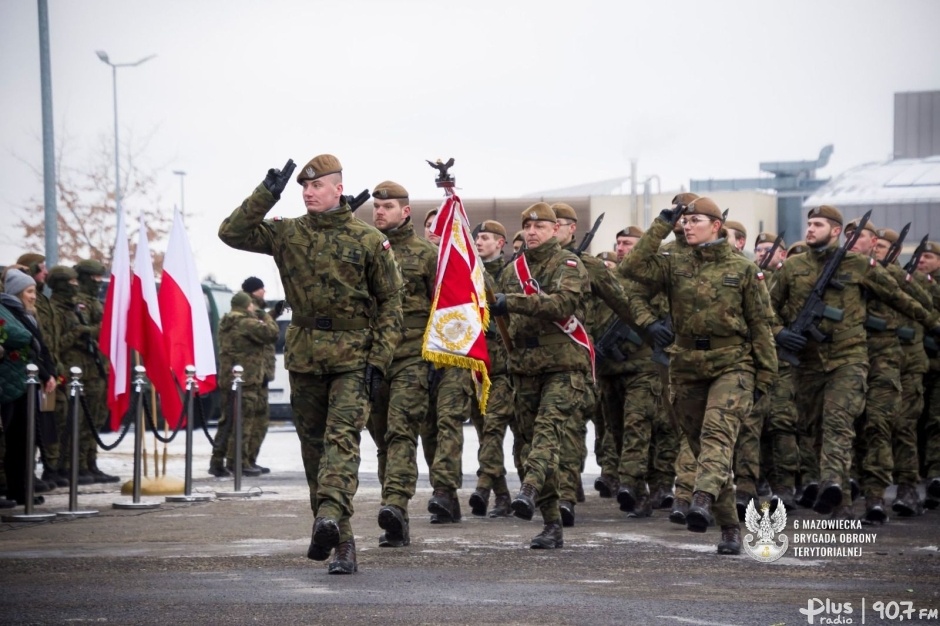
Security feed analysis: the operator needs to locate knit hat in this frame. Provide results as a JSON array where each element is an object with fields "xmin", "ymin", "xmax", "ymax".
[
  {"xmin": 3, "ymin": 268, "xmax": 36, "ymax": 295},
  {"xmin": 241, "ymin": 276, "xmax": 264, "ymax": 293}
]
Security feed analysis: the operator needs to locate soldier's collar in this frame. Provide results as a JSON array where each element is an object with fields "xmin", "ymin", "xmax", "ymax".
[
  {"xmin": 693, "ymin": 237, "xmax": 732, "ymax": 261},
  {"xmin": 303, "ymin": 205, "xmax": 352, "ymax": 227},
  {"xmin": 523, "ymin": 237, "xmax": 560, "ymax": 262},
  {"xmin": 382, "ymin": 217, "xmax": 415, "ymax": 243}
]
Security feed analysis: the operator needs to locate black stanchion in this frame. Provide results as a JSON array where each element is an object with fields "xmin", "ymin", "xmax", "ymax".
[
  {"xmin": 215, "ymin": 365, "xmax": 256, "ymax": 499},
  {"xmin": 3, "ymin": 364, "xmax": 55, "ymax": 522},
  {"xmin": 57, "ymin": 367, "xmax": 98, "ymax": 518},
  {"xmin": 113, "ymin": 366, "xmax": 161, "ymax": 510},
  {"xmin": 166, "ymin": 365, "xmax": 212, "ymax": 503}
]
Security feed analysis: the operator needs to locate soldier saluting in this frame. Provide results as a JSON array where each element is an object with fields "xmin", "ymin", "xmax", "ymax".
[
  {"xmin": 219, "ymin": 155, "xmax": 403, "ymax": 575},
  {"xmin": 620, "ymin": 196, "xmax": 777, "ymax": 555}
]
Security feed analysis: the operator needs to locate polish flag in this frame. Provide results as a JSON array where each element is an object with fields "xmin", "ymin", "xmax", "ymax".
[
  {"xmin": 158, "ymin": 208, "xmax": 217, "ymax": 397},
  {"xmin": 127, "ymin": 216, "xmax": 184, "ymax": 428},
  {"xmin": 100, "ymin": 210, "xmax": 132, "ymax": 430}
]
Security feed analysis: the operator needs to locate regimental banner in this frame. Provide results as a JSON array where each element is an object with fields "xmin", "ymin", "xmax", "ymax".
[{"xmin": 422, "ymin": 194, "xmax": 491, "ymax": 411}]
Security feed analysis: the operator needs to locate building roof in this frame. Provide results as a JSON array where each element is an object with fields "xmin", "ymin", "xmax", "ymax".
[
  {"xmin": 524, "ymin": 176, "xmax": 632, "ymax": 198},
  {"xmin": 804, "ymin": 156, "xmax": 940, "ymax": 207}
]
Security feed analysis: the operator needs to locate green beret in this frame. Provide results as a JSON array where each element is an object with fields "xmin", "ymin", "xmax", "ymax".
[
  {"xmin": 16, "ymin": 252, "xmax": 45, "ymax": 268},
  {"xmin": 296, "ymin": 154, "xmax": 342, "ymax": 184},
  {"xmin": 807, "ymin": 205, "xmax": 843, "ymax": 225},
  {"xmin": 725, "ymin": 220, "xmax": 747, "ymax": 238},
  {"xmin": 75, "ymin": 259, "xmax": 107, "ymax": 276},
  {"xmin": 617, "ymin": 226, "xmax": 644, "ymax": 239},
  {"xmin": 231, "ymin": 291, "xmax": 252, "ymax": 310},
  {"xmin": 844, "ymin": 218, "xmax": 878, "ymax": 236},
  {"xmin": 47, "ymin": 265, "xmax": 77, "ymax": 284},
  {"xmin": 521, "ymin": 202, "xmax": 556, "ymax": 225},
  {"xmin": 925, "ymin": 242, "xmax": 940, "ymax": 255},
  {"xmin": 686, "ymin": 197, "xmax": 723, "ymax": 220},
  {"xmin": 478, "ymin": 220, "xmax": 506, "ymax": 239},
  {"xmin": 875, "ymin": 228, "xmax": 898, "ymax": 244},
  {"xmin": 551, "ymin": 203, "xmax": 578, "ymax": 223},
  {"xmin": 788, "ymin": 240, "xmax": 808, "ymax": 256},
  {"xmin": 372, "ymin": 180, "xmax": 409, "ymax": 200},
  {"xmin": 754, "ymin": 232, "xmax": 785, "ymax": 249},
  {"xmin": 672, "ymin": 192, "xmax": 700, "ymax": 206}
]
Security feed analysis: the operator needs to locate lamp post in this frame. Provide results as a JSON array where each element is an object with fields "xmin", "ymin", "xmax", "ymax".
[
  {"xmin": 172, "ymin": 170, "xmax": 186, "ymax": 222},
  {"xmin": 95, "ymin": 50, "xmax": 156, "ymax": 213}
]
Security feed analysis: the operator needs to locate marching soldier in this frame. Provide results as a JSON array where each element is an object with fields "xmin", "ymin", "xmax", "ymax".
[
  {"xmin": 219, "ymin": 154, "xmax": 403, "ymax": 575},
  {"xmin": 916, "ymin": 242, "xmax": 940, "ymax": 509}
]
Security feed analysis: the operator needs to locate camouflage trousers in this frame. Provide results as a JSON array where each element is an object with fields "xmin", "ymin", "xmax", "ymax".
[
  {"xmin": 421, "ymin": 370, "xmax": 440, "ymax": 473},
  {"xmin": 247, "ymin": 386, "xmax": 270, "ymax": 466},
  {"xmin": 474, "ymin": 373, "xmax": 514, "ymax": 496},
  {"xmin": 598, "ymin": 371, "xmax": 662, "ymax": 493},
  {"xmin": 429, "ymin": 367, "xmax": 475, "ymax": 492},
  {"xmin": 365, "ymin": 357, "xmax": 430, "ymax": 517},
  {"xmin": 673, "ymin": 438, "xmax": 697, "ymax": 503},
  {"xmin": 658, "ymin": 363, "xmax": 695, "ymax": 503},
  {"xmin": 558, "ymin": 378, "xmax": 596, "ymax": 503},
  {"xmin": 213, "ymin": 386, "xmax": 267, "ymax": 465},
  {"xmin": 671, "ymin": 370, "xmax": 754, "ymax": 527},
  {"xmin": 290, "ymin": 370, "xmax": 369, "ymax": 544},
  {"xmin": 894, "ymin": 344, "xmax": 926, "ymax": 485},
  {"xmin": 921, "ymin": 370, "xmax": 940, "ymax": 478},
  {"xmin": 514, "ymin": 371, "xmax": 590, "ymax": 523},
  {"xmin": 80, "ymin": 373, "xmax": 108, "ymax": 470},
  {"xmin": 853, "ymin": 340, "xmax": 902, "ymax": 499},
  {"xmin": 795, "ymin": 362, "xmax": 868, "ymax": 490}
]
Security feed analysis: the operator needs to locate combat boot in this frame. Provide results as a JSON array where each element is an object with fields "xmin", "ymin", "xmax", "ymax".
[
  {"xmin": 594, "ymin": 474, "xmax": 618, "ymax": 498},
  {"xmin": 226, "ymin": 462, "xmax": 262, "ymax": 477},
  {"xmin": 76, "ymin": 469, "xmax": 96, "ymax": 486},
  {"xmin": 863, "ymin": 497, "xmax": 888, "ymax": 524},
  {"xmin": 629, "ymin": 489, "xmax": 652, "ymax": 519},
  {"xmin": 253, "ymin": 463, "xmax": 271, "ymax": 474},
  {"xmin": 559, "ymin": 500, "xmax": 575, "ymax": 527},
  {"xmin": 328, "ymin": 538, "xmax": 357, "ymax": 574},
  {"xmin": 891, "ymin": 483, "xmax": 922, "ymax": 517},
  {"xmin": 307, "ymin": 520, "xmax": 332, "ymax": 561},
  {"xmin": 576, "ymin": 481, "xmax": 585, "ymax": 503},
  {"xmin": 813, "ymin": 481, "xmax": 843, "ymax": 515},
  {"xmin": 717, "ymin": 524, "xmax": 742, "ymax": 555},
  {"xmin": 927, "ymin": 477, "xmax": 940, "ymax": 500},
  {"xmin": 831, "ymin": 504, "xmax": 855, "ymax": 520},
  {"xmin": 377, "ymin": 505, "xmax": 410, "ymax": 547},
  {"xmin": 650, "ymin": 485, "xmax": 674, "ymax": 510},
  {"xmin": 208, "ymin": 459, "xmax": 232, "ymax": 478},
  {"xmin": 428, "ymin": 488, "xmax": 456, "ymax": 523},
  {"xmin": 669, "ymin": 497, "xmax": 690, "ymax": 525},
  {"xmin": 735, "ymin": 491, "xmax": 758, "ymax": 522},
  {"xmin": 757, "ymin": 478, "xmax": 772, "ymax": 497},
  {"xmin": 685, "ymin": 491, "xmax": 715, "ymax": 533},
  {"xmin": 42, "ymin": 468, "xmax": 69, "ymax": 488},
  {"xmin": 88, "ymin": 461, "xmax": 120, "ymax": 484},
  {"xmin": 616, "ymin": 485, "xmax": 637, "ymax": 513},
  {"xmin": 451, "ymin": 496, "xmax": 462, "ymax": 522},
  {"xmin": 469, "ymin": 488, "xmax": 490, "ymax": 517},
  {"xmin": 769, "ymin": 486, "xmax": 796, "ymax": 514},
  {"xmin": 511, "ymin": 483, "xmax": 539, "ymax": 521},
  {"xmin": 529, "ymin": 521, "xmax": 563, "ymax": 549},
  {"xmin": 311, "ymin": 516, "xmax": 341, "ymax": 553},
  {"xmin": 796, "ymin": 481, "xmax": 818, "ymax": 508},
  {"xmin": 849, "ymin": 478, "xmax": 860, "ymax": 502},
  {"xmin": 488, "ymin": 493, "xmax": 511, "ymax": 518}
]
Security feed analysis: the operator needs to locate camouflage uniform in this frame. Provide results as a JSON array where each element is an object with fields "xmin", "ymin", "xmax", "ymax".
[
  {"xmin": 219, "ymin": 182, "xmax": 403, "ymax": 545},
  {"xmin": 365, "ymin": 216, "xmax": 436, "ymax": 520},
  {"xmin": 74, "ymin": 260, "xmax": 111, "ymax": 477},
  {"xmin": 920, "ymin": 269, "xmax": 940, "ymax": 505},
  {"xmin": 247, "ymin": 292, "xmax": 278, "ymax": 467},
  {"xmin": 621, "ymin": 217, "xmax": 777, "ymax": 531}
]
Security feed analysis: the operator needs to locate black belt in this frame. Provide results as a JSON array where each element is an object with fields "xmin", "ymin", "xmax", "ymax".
[
  {"xmin": 292, "ymin": 315, "xmax": 370, "ymax": 331},
  {"xmin": 674, "ymin": 335, "xmax": 746, "ymax": 350},
  {"xmin": 402, "ymin": 315, "xmax": 429, "ymax": 329},
  {"xmin": 513, "ymin": 334, "xmax": 571, "ymax": 349}
]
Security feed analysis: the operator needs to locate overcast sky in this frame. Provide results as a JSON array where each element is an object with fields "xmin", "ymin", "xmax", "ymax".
[{"xmin": 2, "ymin": 0, "xmax": 939, "ymax": 297}]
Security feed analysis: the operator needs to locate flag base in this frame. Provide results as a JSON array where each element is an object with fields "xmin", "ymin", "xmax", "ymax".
[
  {"xmin": 2, "ymin": 512, "xmax": 57, "ymax": 523},
  {"xmin": 56, "ymin": 509, "xmax": 99, "ymax": 519},
  {"xmin": 121, "ymin": 475, "xmax": 185, "ymax": 496},
  {"xmin": 165, "ymin": 493, "xmax": 213, "ymax": 503}
]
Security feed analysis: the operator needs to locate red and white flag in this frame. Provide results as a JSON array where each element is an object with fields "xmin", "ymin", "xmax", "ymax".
[
  {"xmin": 158, "ymin": 208, "xmax": 217, "ymax": 397},
  {"xmin": 100, "ymin": 210, "xmax": 131, "ymax": 430},
  {"xmin": 128, "ymin": 216, "xmax": 184, "ymax": 428},
  {"xmin": 422, "ymin": 193, "xmax": 491, "ymax": 411}
]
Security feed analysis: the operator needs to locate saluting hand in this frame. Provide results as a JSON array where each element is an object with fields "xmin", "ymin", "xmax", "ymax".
[{"xmin": 262, "ymin": 159, "xmax": 297, "ymax": 199}]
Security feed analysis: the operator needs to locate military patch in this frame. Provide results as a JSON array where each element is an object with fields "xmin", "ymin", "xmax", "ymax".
[
  {"xmin": 382, "ymin": 240, "xmax": 391, "ymax": 250},
  {"xmin": 304, "ymin": 166, "xmax": 316, "ymax": 179},
  {"xmin": 565, "ymin": 259, "xmax": 578, "ymax": 267},
  {"xmin": 271, "ymin": 216, "xmax": 283, "ymax": 222},
  {"xmin": 674, "ymin": 269, "xmax": 692, "ymax": 278},
  {"xmin": 869, "ymin": 257, "xmax": 876, "ymax": 267},
  {"xmin": 838, "ymin": 272, "xmax": 852, "ymax": 282},
  {"xmin": 722, "ymin": 274, "xmax": 741, "ymax": 287},
  {"xmin": 340, "ymin": 247, "xmax": 363, "ymax": 264},
  {"xmin": 756, "ymin": 271, "xmax": 765, "ymax": 281}
]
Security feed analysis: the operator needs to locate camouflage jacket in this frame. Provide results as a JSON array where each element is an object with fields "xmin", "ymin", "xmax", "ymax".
[
  {"xmin": 383, "ymin": 218, "xmax": 436, "ymax": 360},
  {"xmin": 885, "ymin": 262, "xmax": 931, "ymax": 375},
  {"xmin": 249, "ymin": 294, "xmax": 277, "ymax": 381},
  {"xmin": 772, "ymin": 243, "xmax": 938, "ymax": 373},
  {"xmin": 219, "ymin": 185, "xmax": 403, "ymax": 375},
  {"xmin": 482, "ymin": 257, "xmax": 509, "ymax": 376},
  {"xmin": 498, "ymin": 237, "xmax": 592, "ymax": 376},
  {"xmin": 218, "ymin": 309, "xmax": 280, "ymax": 388},
  {"xmin": 74, "ymin": 291, "xmax": 109, "ymax": 374},
  {"xmin": 49, "ymin": 293, "xmax": 96, "ymax": 378},
  {"xmin": 621, "ymin": 218, "xmax": 777, "ymax": 392},
  {"xmin": 592, "ymin": 271, "xmax": 660, "ymax": 376}
]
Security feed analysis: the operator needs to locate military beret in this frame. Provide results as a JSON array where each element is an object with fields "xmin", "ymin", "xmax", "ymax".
[
  {"xmin": 372, "ymin": 180, "xmax": 409, "ymax": 200},
  {"xmin": 16, "ymin": 252, "xmax": 45, "ymax": 268},
  {"xmin": 754, "ymin": 232, "xmax": 785, "ymax": 248},
  {"xmin": 925, "ymin": 242, "xmax": 940, "ymax": 255},
  {"xmin": 46, "ymin": 265, "xmax": 77, "ymax": 284},
  {"xmin": 551, "ymin": 203, "xmax": 578, "ymax": 223},
  {"xmin": 807, "ymin": 205, "xmax": 843, "ymax": 225},
  {"xmin": 617, "ymin": 226, "xmax": 644, "ymax": 239},
  {"xmin": 672, "ymin": 192, "xmax": 700, "ymax": 207},
  {"xmin": 521, "ymin": 202, "xmax": 556, "ymax": 225},
  {"xmin": 512, "ymin": 230, "xmax": 525, "ymax": 242},
  {"xmin": 724, "ymin": 220, "xmax": 747, "ymax": 238},
  {"xmin": 788, "ymin": 240, "xmax": 808, "ymax": 256},
  {"xmin": 875, "ymin": 228, "xmax": 898, "ymax": 244},
  {"xmin": 478, "ymin": 220, "xmax": 506, "ymax": 239},
  {"xmin": 241, "ymin": 276, "xmax": 264, "ymax": 293},
  {"xmin": 75, "ymin": 259, "xmax": 106, "ymax": 276},
  {"xmin": 843, "ymin": 218, "xmax": 878, "ymax": 236},
  {"xmin": 596, "ymin": 251, "xmax": 618, "ymax": 262},
  {"xmin": 296, "ymin": 154, "xmax": 342, "ymax": 183},
  {"xmin": 231, "ymin": 291, "xmax": 252, "ymax": 310},
  {"xmin": 685, "ymin": 197, "xmax": 722, "ymax": 220}
]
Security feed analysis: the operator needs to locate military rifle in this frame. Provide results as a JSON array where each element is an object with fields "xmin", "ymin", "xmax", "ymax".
[
  {"xmin": 74, "ymin": 305, "xmax": 107, "ymax": 378},
  {"xmin": 882, "ymin": 222, "xmax": 910, "ymax": 267},
  {"xmin": 594, "ymin": 317, "xmax": 645, "ymax": 362},
  {"xmin": 777, "ymin": 209, "xmax": 872, "ymax": 367},
  {"xmin": 345, "ymin": 189, "xmax": 371, "ymax": 213},
  {"xmin": 903, "ymin": 234, "xmax": 930, "ymax": 280},
  {"xmin": 758, "ymin": 231, "xmax": 786, "ymax": 271},
  {"xmin": 575, "ymin": 213, "xmax": 605, "ymax": 255}
]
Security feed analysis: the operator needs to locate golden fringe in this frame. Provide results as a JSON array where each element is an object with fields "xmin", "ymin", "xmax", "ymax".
[{"xmin": 421, "ymin": 348, "xmax": 492, "ymax": 414}]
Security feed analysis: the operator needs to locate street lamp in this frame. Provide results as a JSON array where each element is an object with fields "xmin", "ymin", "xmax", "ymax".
[
  {"xmin": 173, "ymin": 170, "xmax": 186, "ymax": 220},
  {"xmin": 95, "ymin": 50, "xmax": 156, "ymax": 213}
]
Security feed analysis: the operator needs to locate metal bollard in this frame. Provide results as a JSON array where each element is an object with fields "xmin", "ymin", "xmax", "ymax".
[
  {"xmin": 57, "ymin": 367, "xmax": 98, "ymax": 518},
  {"xmin": 113, "ymin": 366, "xmax": 160, "ymax": 510},
  {"xmin": 216, "ymin": 365, "xmax": 255, "ymax": 498},
  {"xmin": 166, "ymin": 365, "xmax": 211, "ymax": 503},
  {"xmin": 3, "ymin": 365, "xmax": 55, "ymax": 522}
]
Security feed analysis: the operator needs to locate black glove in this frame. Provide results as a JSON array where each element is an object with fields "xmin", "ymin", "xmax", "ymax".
[
  {"xmin": 427, "ymin": 365, "xmax": 443, "ymax": 397},
  {"xmin": 364, "ymin": 364, "xmax": 384, "ymax": 402},
  {"xmin": 775, "ymin": 328, "xmax": 807, "ymax": 352},
  {"xmin": 931, "ymin": 325, "xmax": 940, "ymax": 338},
  {"xmin": 753, "ymin": 389, "xmax": 764, "ymax": 406},
  {"xmin": 272, "ymin": 300, "xmax": 286, "ymax": 319},
  {"xmin": 262, "ymin": 158, "xmax": 296, "ymax": 199},
  {"xmin": 658, "ymin": 204, "xmax": 687, "ymax": 226},
  {"xmin": 491, "ymin": 293, "xmax": 509, "ymax": 317},
  {"xmin": 647, "ymin": 319, "xmax": 674, "ymax": 347}
]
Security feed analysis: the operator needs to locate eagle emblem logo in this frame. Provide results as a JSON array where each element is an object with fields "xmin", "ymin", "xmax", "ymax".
[{"xmin": 743, "ymin": 499, "xmax": 788, "ymax": 563}]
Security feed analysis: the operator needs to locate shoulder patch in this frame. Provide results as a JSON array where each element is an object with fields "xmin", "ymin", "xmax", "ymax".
[
  {"xmin": 382, "ymin": 240, "xmax": 391, "ymax": 250},
  {"xmin": 722, "ymin": 274, "xmax": 742, "ymax": 287},
  {"xmin": 756, "ymin": 271, "xmax": 765, "ymax": 281},
  {"xmin": 565, "ymin": 259, "xmax": 578, "ymax": 267},
  {"xmin": 869, "ymin": 257, "xmax": 876, "ymax": 267},
  {"xmin": 271, "ymin": 216, "xmax": 283, "ymax": 222}
]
